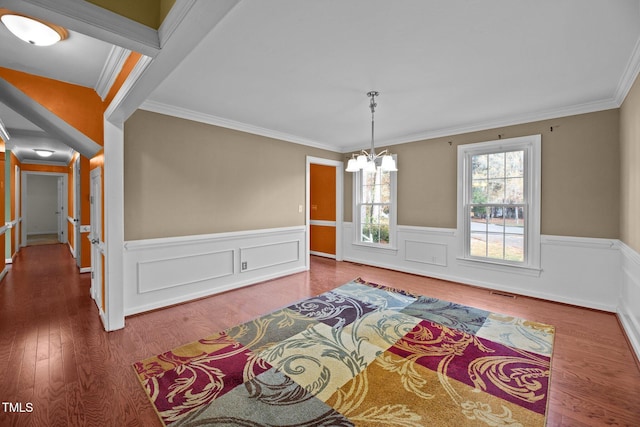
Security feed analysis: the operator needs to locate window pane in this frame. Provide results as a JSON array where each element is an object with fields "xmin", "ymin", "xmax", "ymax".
[
  {"xmin": 506, "ymin": 177, "xmax": 524, "ymax": 203},
  {"xmin": 471, "ymin": 180, "xmax": 487, "ymax": 204},
  {"xmin": 470, "ymin": 206, "xmax": 489, "ymax": 230},
  {"xmin": 470, "ymin": 205, "xmax": 525, "ymax": 262},
  {"xmin": 506, "ymin": 151, "xmax": 524, "ymax": 177},
  {"xmin": 362, "ymin": 169, "xmax": 391, "ymax": 204},
  {"xmin": 485, "ymin": 232, "xmax": 505, "ymax": 260},
  {"xmin": 488, "ymin": 152, "xmax": 505, "ymax": 179},
  {"xmin": 470, "ymin": 232, "xmax": 487, "ymax": 257},
  {"xmin": 472, "ymin": 154, "xmax": 488, "ymax": 179},
  {"xmin": 362, "ymin": 184, "xmax": 378, "ymax": 203},
  {"xmin": 360, "ymin": 204, "xmax": 390, "ymax": 245},
  {"xmin": 504, "ymin": 233, "xmax": 524, "ymax": 262},
  {"xmin": 487, "ymin": 179, "xmax": 504, "ymax": 203},
  {"xmin": 363, "ymin": 170, "xmax": 377, "ymax": 186}
]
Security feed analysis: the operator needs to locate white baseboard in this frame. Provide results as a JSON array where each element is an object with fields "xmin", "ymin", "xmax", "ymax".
[
  {"xmin": 310, "ymin": 250, "xmax": 336, "ymax": 259},
  {"xmin": 68, "ymin": 242, "xmax": 76, "ymax": 258},
  {"xmin": 123, "ymin": 226, "xmax": 307, "ymax": 316},
  {"xmin": 27, "ymin": 231, "xmax": 58, "ymax": 236}
]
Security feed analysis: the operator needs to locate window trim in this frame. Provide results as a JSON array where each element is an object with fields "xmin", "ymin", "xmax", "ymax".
[
  {"xmin": 457, "ymin": 135, "xmax": 541, "ymax": 273},
  {"xmin": 352, "ymin": 156, "xmax": 398, "ymax": 250}
]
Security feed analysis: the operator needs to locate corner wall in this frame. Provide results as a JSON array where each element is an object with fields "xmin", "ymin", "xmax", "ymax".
[{"xmin": 619, "ymin": 72, "xmax": 640, "ymax": 359}]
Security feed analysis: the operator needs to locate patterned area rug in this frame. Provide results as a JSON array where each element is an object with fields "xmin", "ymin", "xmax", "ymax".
[{"xmin": 134, "ymin": 278, "xmax": 555, "ymax": 426}]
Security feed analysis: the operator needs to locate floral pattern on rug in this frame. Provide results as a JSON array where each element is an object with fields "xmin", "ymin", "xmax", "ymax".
[{"xmin": 134, "ymin": 278, "xmax": 555, "ymax": 426}]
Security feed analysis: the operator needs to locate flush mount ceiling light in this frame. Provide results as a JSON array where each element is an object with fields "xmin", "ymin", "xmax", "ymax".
[
  {"xmin": 346, "ymin": 91, "xmax": 397, "ymax": 173},
  {"xmin": 34, "ymin": 149, "xmax": 54, "ymax": 158},
  {"xmin": 0, "ymin": 12, "xmax": 67, "ymax": 46}
]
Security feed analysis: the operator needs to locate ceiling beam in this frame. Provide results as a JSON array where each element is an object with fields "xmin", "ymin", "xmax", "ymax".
[
  {"xmin": 105, "ymin": 0, "xmax": 240, "ymax": 124},
  {"xmin": 0, "ymin": 77, "xmax": 103, "ymax": 158},
  {"xmin": 0, "ymin": 0, "xmax": 160, "ymax": 57}
]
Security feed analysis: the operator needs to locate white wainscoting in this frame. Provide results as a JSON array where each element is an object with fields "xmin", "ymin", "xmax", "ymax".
[
  {"xmin": 343, "ymin": 223, "xmax": 621, "ymax": 312},
  {"xmin": 123, "ymin": 226, "xmax": 307, "ymax": 316},
  {"xmin": 618, "ymin": 242, "xmax": 640, "ymax": 360}
]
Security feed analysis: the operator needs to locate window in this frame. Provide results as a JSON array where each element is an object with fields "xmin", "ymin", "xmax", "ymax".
[
  {"xmin": 457, "ymin": 135, "xmax": 541, "ymax": 272},
  {"xmin": 354, "ymin": 161, "xmax": 397, "ymax": 248}
]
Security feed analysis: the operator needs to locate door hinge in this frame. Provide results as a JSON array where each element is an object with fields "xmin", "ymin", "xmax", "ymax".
[{"xmin": 91, "ymin": 272, "xmax": 94, "ymax": 279}]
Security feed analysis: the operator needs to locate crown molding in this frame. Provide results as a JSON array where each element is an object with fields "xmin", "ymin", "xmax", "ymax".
[
  {"xmin": 615, "ymin": 35, "xmax": 640, "ymax": 106},
  {"xmin": 20, "ymin": 158, "xmax": 69, "ymax": 167},
  {"xmin": 338, "ymin": 97, "xmax": 620, "ymax": 153},
  {"xmin": 139, "ymin": 100, "xmax": 338, "ymax": 153},
  {"xmin": 95, "ymin": 45, "xmax": 131, "ymax": 100},
  {"xmin": 104, "ymin": 54, "xmax": 153, "ymax": 121}
]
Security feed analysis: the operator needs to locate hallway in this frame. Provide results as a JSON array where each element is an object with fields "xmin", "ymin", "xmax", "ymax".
[{"xmin": 0, "ymin": 244, "xmax": 107, "ymax": 426}]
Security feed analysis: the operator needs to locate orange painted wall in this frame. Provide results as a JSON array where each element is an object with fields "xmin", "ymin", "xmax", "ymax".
[
  {"xmin": 104, "ymin": 52, "xmax": 142, "ymax": 107},
  {"xmin": 0, "ymin": 67, "xmax": 104, "ymax": 145},
  {"xmin": 310, "ymin": 164, "xmax": 336, "ymax": 255}
]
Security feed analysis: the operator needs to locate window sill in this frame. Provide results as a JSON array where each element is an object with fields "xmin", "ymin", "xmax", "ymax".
[
  {"xmin": 351, "ymin": 241, "xmax": 398, "ymax": 254},
  {"xmin": 456, "ymin": 257, "xmax": 542, "ymax": 277}
]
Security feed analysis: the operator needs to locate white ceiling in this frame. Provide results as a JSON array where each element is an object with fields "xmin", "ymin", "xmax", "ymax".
[
  {"xmin": 144, "ymin": 0, "xmax": 640, "ymax": 152},
  {"xmin": 1, "ymin": 0, "xmax": 640, "ymax": 162}
]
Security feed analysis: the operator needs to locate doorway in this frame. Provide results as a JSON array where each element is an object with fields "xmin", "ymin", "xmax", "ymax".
[
  {"xmin": 21, "ymin": 172, "xmax": 68, "ymax": 246},
  {"xmin": 73, "ymin": 156, "xmax": 81, "ymax": 267},
  {"xmin": 306, "ymin": 157, "xmax": 343, "ymax": 265}
]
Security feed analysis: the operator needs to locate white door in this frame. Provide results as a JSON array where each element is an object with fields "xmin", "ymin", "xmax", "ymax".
[
  {"xmin": 57, "ymin": 177, "xmax": 66, "ymax": 243},
  {"xmin": 89, "ymin": 168, "xmax": 103, "ymax": 311},
  {"xmin": 74, "ymin": 157, "xmax": 81, "ymax": 267}
]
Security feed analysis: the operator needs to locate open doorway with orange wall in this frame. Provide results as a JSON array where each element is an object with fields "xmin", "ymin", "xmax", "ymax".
[{"xmin": 306, "ymin": 157, "xmax": 343, "ymax": 263}]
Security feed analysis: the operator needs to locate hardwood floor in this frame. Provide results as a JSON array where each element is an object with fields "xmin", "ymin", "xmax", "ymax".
[{"xmin": 0, "ymin": 245, "xmax": 639, "ymax": 426}]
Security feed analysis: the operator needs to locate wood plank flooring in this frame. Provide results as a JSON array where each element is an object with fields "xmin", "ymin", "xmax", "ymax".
[{"xmin": 0, "ymin": 244, "xmax": 639, "ymax": 426}]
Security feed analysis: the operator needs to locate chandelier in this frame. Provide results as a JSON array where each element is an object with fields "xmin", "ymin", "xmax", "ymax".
[{"xmin": 346, "ymin": 91, "xmax": 397, "ymax": 172}]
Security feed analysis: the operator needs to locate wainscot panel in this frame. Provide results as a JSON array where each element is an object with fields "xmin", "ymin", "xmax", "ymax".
[
  {"xmin": 619, "ymin": 242, "xmax": 640, "ymax": 362},
  {"xmin": 343, "ymin": 223, "xmax": 621, "ymax": 312},
  {"xmin": 137, "ymin": 250, "xmax": 234, "ymax": 293},
  {"xmin": 123, "ymin": 226, "xmax": 307, "ymax": 316}
]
